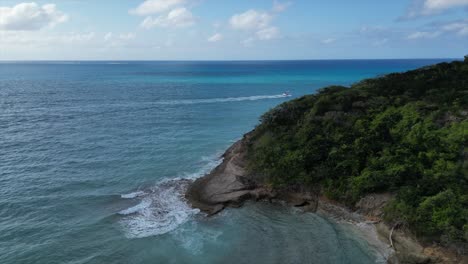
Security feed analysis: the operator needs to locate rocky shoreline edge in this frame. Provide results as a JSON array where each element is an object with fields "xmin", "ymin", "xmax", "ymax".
[{"xmin": 185, "ymin": 133, "xmax": 466, "ymax": 264}]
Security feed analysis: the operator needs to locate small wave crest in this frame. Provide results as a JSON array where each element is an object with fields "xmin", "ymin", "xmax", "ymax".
[
  {"xmin": 118, "ymin": 155, "xmax": 222, "ymax": 239},
  {"xmin": 121, "ymin": 191, "xmax": 146, "ymax": 199}
]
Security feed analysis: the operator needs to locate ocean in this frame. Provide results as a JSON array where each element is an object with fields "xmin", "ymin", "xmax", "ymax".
[{"xmin": 0, "ymin": 59, "xmax": 450, "ymax": 264}]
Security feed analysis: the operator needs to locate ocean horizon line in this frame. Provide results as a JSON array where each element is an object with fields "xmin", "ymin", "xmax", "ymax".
[{"xmin": 0, "ymin": 58, "xmax": 459, "ymax": 63}]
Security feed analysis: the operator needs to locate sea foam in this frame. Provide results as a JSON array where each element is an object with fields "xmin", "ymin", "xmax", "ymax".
[{"xmin": 119, "ymin": 155, "xmax": 222, "ymax": 239}]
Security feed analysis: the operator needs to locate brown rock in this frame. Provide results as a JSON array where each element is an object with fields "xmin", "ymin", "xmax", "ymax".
[{"xmin": 185, "ymin": 134, "xmax": 265, "ymax": 215}]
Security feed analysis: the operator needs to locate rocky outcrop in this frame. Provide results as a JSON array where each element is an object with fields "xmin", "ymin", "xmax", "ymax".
[
  {"xmin": 185, "ymin": 133, "xmax": 319, "ymax": 215},
  {"xmin": 185, "ymin": 133, "xmax": 264, "ymax": 215}
]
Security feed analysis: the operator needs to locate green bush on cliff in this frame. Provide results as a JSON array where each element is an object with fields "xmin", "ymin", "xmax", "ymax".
[{"xmin": 247, "ymin": 59, "xmax": 468, "ymax": 243}]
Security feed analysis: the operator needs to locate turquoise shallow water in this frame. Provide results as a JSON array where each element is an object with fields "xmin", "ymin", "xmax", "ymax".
[{"xmin": 0, "ymin": 60, "xmax": 450, "ymax": 264}]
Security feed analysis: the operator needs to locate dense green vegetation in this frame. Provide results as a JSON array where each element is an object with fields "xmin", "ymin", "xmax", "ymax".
[{"xmin": 247, "ymin": 58, "xmax": 468, "ymax": 243}]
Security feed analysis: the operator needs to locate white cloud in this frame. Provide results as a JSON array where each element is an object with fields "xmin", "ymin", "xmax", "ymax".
[
  {"xmin": 406, "ymin": 19, "xmax": 468, "ymax": 40},
  {"xmin": 0, "ymin": 2, "xmax": 68, "ymax": 31},
  {"xmin": 256, "ymin": 26, "xmax": 280, "ymax": 40},
  {"xmin": 207, "ymin": 33, "xmax": 223, "ymax": 42},
  {"xmin": 273, "ymin": 0, "xmax": 292, "ymax": 13},
  {"xmin": 423, "ymin": 0, "xmax": 468, "ymax": 13},
  {"xmin": 404, "ymin": 0, "xmax": 468, "ymax": 18},
  {"xmin": 230, "ymin": 9, "xmax": 282, "ymax": 42},
  {"xmin": 132, "ymin": 1, "xmax": 195, "ymax": 30},
  {"xmin": 141, "ymin": 7, "xmax": 195, "ymax": 29},
  {"xmin": 441, "ymin": 19, "xmax": 468, "ymax": 36},
  {"xmin": 130, "ymin": 0, "xmax": 185, "ymax": 16},
  {"xmin": 407, "ymin": 31, "xmax": 441, "ymax": 39},
  {"xmin": 230, "ymin": 10, "xmax": 272, "ymax": 30},
  {"xmin": 321, "ymin": 38, "xmax": 336, "ymax": 44}
]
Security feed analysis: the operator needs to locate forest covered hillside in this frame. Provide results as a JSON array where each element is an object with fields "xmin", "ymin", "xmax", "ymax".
[{"xmin": 247, "ymin": 57, "xmax": 468, "ymax": 244}]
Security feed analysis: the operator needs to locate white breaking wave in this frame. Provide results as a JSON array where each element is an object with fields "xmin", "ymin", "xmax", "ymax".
[
  {"xmin": 119, "ymin": 155, "xmax": 222, "ymax": 239},
  {"xmin": 119, "ymin": 179, "xmax": 199, "ymax": 239},
  {"xmin": 152, "ymin": 94, "xmax": 287, "ymax": 106},
  {"xmin": 121, "ymin": 190, "xmax": 146, "ymax": 199}
]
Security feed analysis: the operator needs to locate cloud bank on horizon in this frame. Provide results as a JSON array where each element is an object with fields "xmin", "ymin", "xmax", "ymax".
[{"xmin": 0, "ymin": 0, "xmax": 467, "ymax": 60}]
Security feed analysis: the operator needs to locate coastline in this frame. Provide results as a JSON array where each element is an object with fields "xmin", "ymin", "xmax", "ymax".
[{"xmin": 185, "ymin": 134, "xmax": 467, "ymax": 264}]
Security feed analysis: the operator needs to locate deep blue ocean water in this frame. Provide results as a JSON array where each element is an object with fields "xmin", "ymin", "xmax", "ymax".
[{"xmin": 0, "ymin": 59, "xmax": 451, "ymax": 264}]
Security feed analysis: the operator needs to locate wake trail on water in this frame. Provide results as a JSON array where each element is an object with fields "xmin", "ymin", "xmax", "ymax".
[
  {"xmin": 149, "ymin": 94, "xmax": 288, "ymax": 106},
  {"xmin": 118, "ymin": 155, "xmax": 223, "ymax": 239},
  {"xmin": 58, "ymin": 94, "xmax": 291, "ymax": 113}
]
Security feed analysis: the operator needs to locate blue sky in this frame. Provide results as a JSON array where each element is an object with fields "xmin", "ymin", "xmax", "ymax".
[{"xmin": 0, "ymin": 0, "xmax": 467, "ymax": 60}]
